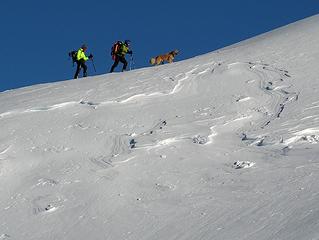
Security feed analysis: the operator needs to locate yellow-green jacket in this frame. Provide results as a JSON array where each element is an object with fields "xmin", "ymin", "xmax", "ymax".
[
  {"xmin": 118, "ymin": 44, "xmax": 130, "ymax": 56},
  {"xmin": 76, "ymin": 48, "xmax": 89, "ymax": 61}
]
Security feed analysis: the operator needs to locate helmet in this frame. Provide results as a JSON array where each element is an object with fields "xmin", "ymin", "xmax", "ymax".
[
  {"xmin": 81, "ymin": 44, "xmax": 87, "ymax": 49},
  {"xmin": 124, "ymin": 40, "xmax": 131, "ymax": 46}
]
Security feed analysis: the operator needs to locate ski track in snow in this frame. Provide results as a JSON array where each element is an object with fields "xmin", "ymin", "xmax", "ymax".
[
  {"xmin": 186, "ymin": 61, "xmax": 299, "ymax": 151},
  {"xmin": 247, "ymin": 62, "xmax": 298, "ymax": 128},
  {"xmin": 234, "ymin": 62, "xmax": 299, "ymax": 148}
]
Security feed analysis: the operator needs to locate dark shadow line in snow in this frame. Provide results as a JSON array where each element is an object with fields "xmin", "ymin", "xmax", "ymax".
[{"xmin": 247, "ymin": 62, "xmax": 298, "ymax": 129}]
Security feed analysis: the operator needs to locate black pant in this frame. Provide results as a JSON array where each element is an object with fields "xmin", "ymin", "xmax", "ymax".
[
  {"xmin": 74, "ymin": 59, "xmax": 88, "ymax": 79},
  {"xmin": 110, "ymin": 55, "xmax": 128, "ymax": 73}
]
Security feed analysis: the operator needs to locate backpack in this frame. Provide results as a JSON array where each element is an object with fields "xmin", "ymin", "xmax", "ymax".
[
  {"xmin": 68, "ymin": 50, "xmax": 78, "ymax": 66},
  {"xmin": 111, "ymin": 41, "xmax": 123, "ymax": 59}
]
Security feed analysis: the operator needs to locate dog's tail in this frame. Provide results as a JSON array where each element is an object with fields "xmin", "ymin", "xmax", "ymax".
[{"xmin": 150, "ymin": 57, "xmax": 156, "ymax": 65}]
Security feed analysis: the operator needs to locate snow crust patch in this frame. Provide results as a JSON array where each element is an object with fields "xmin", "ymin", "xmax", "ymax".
[
  {"xmin": 233, "ymin": 161, "xmax": 255, "ymax": 169},
  {"xmin": 284, "ymin": 128, "xmax": 319, "ymax": 145}
]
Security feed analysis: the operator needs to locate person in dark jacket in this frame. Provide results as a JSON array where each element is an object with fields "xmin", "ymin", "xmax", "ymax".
[{"xmin": 110, "ymin": 40, "xmax": 133, "ymax": 73}]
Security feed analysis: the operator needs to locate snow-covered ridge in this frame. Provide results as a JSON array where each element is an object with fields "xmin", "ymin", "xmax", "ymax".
[{"xmin": 1, "ymin": 14, "xmax": 319, "ymax": 240}]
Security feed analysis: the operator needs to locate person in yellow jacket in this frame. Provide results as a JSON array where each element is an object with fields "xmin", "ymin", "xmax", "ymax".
[
  {"xmin": 110, "ymin": 40, "xmax": 133, "ymax": 73},
  {"xmin": 74, "ymin": 44, "xmax": 93, "ymax": 79}
]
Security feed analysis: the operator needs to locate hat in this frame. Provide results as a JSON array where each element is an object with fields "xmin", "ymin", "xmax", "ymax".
[{"xmin": 81, "ymin": 44, "xmax": 87, "ymax": 49}]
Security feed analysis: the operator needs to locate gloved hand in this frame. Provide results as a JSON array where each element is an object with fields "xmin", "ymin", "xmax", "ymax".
[{"xmin": 89, "ymin": 54, "xmax": 93, "ymax": 59}]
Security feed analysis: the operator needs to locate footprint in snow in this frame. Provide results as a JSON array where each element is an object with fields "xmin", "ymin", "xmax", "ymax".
[
  {"xmin": 233, "ymin": 161, "xmax": 255, "ymax": 169},
  {"xmin": 33, "ymin": 204, "xmax": 59, "ymax": 215},
  {"xmin": 32, "ymin": 195, "xmax": 63, "ymax": 215}
]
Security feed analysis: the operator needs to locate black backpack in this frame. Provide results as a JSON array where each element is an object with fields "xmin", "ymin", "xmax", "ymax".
[{"xmin": 68, "ymin": 50, "xmax": 78, "ymax": 66}]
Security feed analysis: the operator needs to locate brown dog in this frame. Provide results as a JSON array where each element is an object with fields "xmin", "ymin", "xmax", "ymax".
[{"xmin": 150, "ymin": 50, "xmax": 179, "ymax": 65}]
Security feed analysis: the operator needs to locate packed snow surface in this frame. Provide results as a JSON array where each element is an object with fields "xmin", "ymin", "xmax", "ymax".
[{"xmin": 1, "ymin": 15, "xmax": 319, "ymax": 240}]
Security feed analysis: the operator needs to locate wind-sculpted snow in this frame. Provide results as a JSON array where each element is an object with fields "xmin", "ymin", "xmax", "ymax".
[
  {"xmin": 0, "ymin": 60, "xmax": 308, "ymax": 240},
  {"xmin": 2, "ymin": 14, "xmax": 319, "ymax": 240}
]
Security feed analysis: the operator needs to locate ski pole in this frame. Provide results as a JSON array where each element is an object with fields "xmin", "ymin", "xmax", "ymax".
[
  {"xmin": 91, "ymin": 59, "xmax": 97, "ymax": 72},
  {"xmin": 130, "ymin": 54, "xmax": 134, "ymax": 71}
]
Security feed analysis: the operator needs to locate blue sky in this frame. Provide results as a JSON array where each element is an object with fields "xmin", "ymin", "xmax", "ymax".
[{"xmin": 0, "ymin": 0, "xmax": 318, "ymax": 92}]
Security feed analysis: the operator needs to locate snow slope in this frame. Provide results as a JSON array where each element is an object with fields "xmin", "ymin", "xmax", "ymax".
[{"xmin": 1, "ymin": 15, "xmax": 319, "ymax": 240}]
